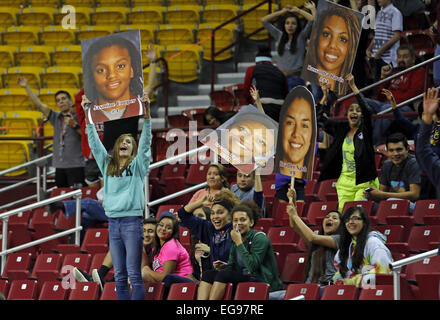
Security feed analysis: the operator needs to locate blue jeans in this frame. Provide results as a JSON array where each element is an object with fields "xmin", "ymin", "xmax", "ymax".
[
  {"xmin": 108, "ymin": 216, "xmax": 146, "ymax": 300},
  {"xmin": 363, "ymin": 98, "xmax": 414, "ymax": 146}
]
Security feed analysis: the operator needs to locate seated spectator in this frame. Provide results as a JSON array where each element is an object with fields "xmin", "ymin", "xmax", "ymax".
[
  {"xmin": 365, "ymin": 45, "xmax": 425, "ymax": 146},
  {"xmin": 197, "ymin": 201, "xmax": 283, "ymax": 300},
  {"xmin": 141, "ymin": 213, "xmax": 193, "ymax": 283},
  {"xmin": 318, "ymin": 74, "xmax": 378, "ymax": 212},
  {"xmin": 188, "ymin": 163, "xmax": 229, "ymax": 205},
  {"xmin": 47, "ymin": 192, "xmax": 107, "ymax": 240},
  {"xmin": 73, "ymin": 217, "xmax": 157, "ymax": 290},
  {"xmin": 333, "ymin": 206, "xmax": 393, "ymax": 287},
  {"xmin": 242, "ymin": 45, "xmax": 288, "ymax": 122},
  {"xmin": 287, "ymin": 188, "xmax": 342, "ymax": 284},
  {"xmin": 203, "ymin": 107, "xmax": 236, "ymax": 127},
  {"xmin": 230, "ymin": 169, "xmax": 266, "ymax": 216},
  {"xmin": 178, "ymin": 189, "xmax": 240, "ymax": 272},
  {"xmin": 365, "ymin": 132, "xmax": 421, "ymax": 213}
]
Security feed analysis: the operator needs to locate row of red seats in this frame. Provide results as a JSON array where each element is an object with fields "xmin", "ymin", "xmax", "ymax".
[{"xmin": 2, "ymin": 276, "xmax": 439, "ymax": 300}]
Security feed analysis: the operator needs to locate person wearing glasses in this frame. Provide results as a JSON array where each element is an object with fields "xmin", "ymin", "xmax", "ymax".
[{"xmin": 332, "ymin": 206, "xmax": 393, "ymax": 287}]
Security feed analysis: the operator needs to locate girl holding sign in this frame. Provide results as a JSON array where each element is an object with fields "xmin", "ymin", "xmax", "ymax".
[{"xmin": 318, "ymin": 74, "xmax": 378, "ymax": 212}]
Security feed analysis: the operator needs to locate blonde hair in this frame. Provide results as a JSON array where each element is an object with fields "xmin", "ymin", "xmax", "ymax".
[{"xmin": 106, "ymin": 133, "xmax": 138, "ymax": 176}]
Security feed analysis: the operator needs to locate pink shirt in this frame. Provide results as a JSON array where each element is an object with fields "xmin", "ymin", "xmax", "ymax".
[
  {"xmin": 152, "ymin": 239, "xmax": 193, "ymax": 277},
  {"xmin": 189, "ymin": 188, "xmax": 221, "ymax": 205}
]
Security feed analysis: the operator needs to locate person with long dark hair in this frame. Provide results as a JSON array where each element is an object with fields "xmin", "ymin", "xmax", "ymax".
[
  {"xmin": 333, "ymin": 206, "xmax": 393, "ymax": 287},
  {"xmin": 286, "ymin": 188, "xmax": 342, "ymax": 284},
  {"xmin": 318, "ymin": 74, "xmax": 378, "ymax": 212},
  {"xmin": 203, "ymin": 106, "xmax": 236, "ymax": 127},
  {"xmin": 261, "ymin": 2, "xmax": 316, "ymax": 90},
  {"xmin": 197, "ymin": 201, "xmax": 283, "ymax": 300},
  {"xmin": 141, "ymin": 213, "xmax": 193, "ymax": 283}
]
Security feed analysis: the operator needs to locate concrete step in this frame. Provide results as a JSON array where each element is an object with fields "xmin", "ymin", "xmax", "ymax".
[
  {"xmin": 156, "ymin": 105, "xmax": 208, "ymax": 117},
  {"xmin": 217, "ymin": 72, "xmax": 245, "ymax": 84},
  {"xmin": 177, "ymin": 95, "xmax": 211, "ymax": 107},
  {"xmin": 237, "ymin": 62, "xmax": 253, "ymax": 73},
  {"xmin": 198, "ymin": 83, "xmax": 234, "ymax": 95}
]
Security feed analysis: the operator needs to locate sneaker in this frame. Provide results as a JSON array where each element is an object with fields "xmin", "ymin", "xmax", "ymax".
[
  {"xmin": 46, "ymin": 201, "xmax": 65, "ymax": 215},
  {"xmin": 92, "ymin": 269, "xmax": 104, "ymax": 291},
  {"xmin": 73, "ymin": 267, "xmax": 92, "ymax": 282}
]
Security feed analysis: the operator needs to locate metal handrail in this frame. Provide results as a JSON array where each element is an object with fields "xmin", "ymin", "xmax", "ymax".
[
  {"xmin": 337, "ymin": 54, "xmax": 440, "ymax": 104},
  {"xmin": 210, "ymin": 0, "xmax": 273, "ymax": 94},
  {"xmin": 0, "ymin": 189, "xmax": 83, "ymax": 274},
  {"xmin": 144, "ymin": 145, "xmax": 210, "ymax": 218},
  {"xmin": 390, "ymin": 248, "xmax": 439, "ymax": 300},
  {"xmin": 0, "ymin": 153, "xmax": 52, "ymax": 177}
]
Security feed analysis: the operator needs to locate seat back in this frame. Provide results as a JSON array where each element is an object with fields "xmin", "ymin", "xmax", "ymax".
[
  {"xmin": 7, "ymin": 279, "xmax": 38, "ymax": 300},
  {"xmin": 280, "ymin": 253, "xmax": 307, "ymax": 283},
  {"xmin": 167, "ymin": 282, "xmax": 198, "ymax": 300},
  {"xmin": 375, "ymin": 200, "xmax": 410, "ymax": 225},
  {"xmin": 38, "ymin": 281, "xmax": 68, "ymax": 300},
  {"xmin": 234, "ymin": 282, "xmax": 270, "ymax": 300},
  {"xmin": 145, "ymin": 281, "xmax": 166, "ymax": 300},
  {"xmin": 284, "ymin": 283, "xmax": 320, "ymax": 300},
  {"xmin": 358, "ymin": 285, "xmax": 394, "ymax": 300},
  {"xmin": 321, "ymin": 284, "xmax": 358, "ymax": 300},
  {"xmin": 69, "ymin": 282, "xmax": 100, "ymax": 300}
]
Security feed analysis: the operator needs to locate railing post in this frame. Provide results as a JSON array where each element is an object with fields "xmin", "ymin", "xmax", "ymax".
[
  {"xmin": 36, "ymin": 165, "xmax": 41, "ymax": 202},
  {"xmin": 144, "ymin": 175, "xmax": 150, "ymax": 219},
  {"xmin": 1, "ymin": 217, "xmax": 8, "ymax": 274},
  {"xmin": 73, "ymin": 191, "xmax": 82, "ymax": 247},
  {"xmin": 392, "ymin": 268, "xmax": 401, "ymax": 300}
]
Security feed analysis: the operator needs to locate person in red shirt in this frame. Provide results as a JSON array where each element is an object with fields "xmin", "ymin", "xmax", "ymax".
[{"xmin": 363, "ymin": 45, "xmax": 425, "ymax": 146}]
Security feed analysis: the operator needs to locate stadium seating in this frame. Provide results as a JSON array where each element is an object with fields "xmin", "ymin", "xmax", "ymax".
[
  {"xmin": 0, "ymin": 252, "xmax": 32, "ymax": 281},
  {"xmin": 100, "ymin": 281, "xmax": 117, "ymax": 300},
  {"xmin": 167, "ymin": 282, "xmax": 198, "ymax": 300},
  {"xmin": 39, "ymin": 26, "xmax": 75, "ymax": 47},
  {"xmin": 0, "ymin": 7, "xmax": 18, "ymax": 28},
  {"xmin": 69, "ymin": 282, "xmax": 100, "ymax": 300},
  {"xmin": 19, "ymin": 7, "xmax": 57, "ymax": 27},
  {"xmin": 284, "ymin": 283, "xmax": 320, "ymax": 300},
  {"xmin": 127, "ymin": 7, "xmax": 164, "ymax": 25},
  {"xmin": 2, "ymin": 26, "xmax": 39, "ymax": 46},
  {"xmin": 91, "ymin": 7, "xmax": 129, "ymax": 26},
  {"xmin": 52, "ymin": 45, "xmax": 82, "ymax": 67},
  {"xmin": 145, "ymin": 281, "xmax": 166, "ymax": 300},
  {"xmin": 15, "ymin": 46, "xmax": 52, "ymax": 68},
  {"xmin": 358, "ymin": 285, "xmax": 394, "ymax": 300},
  {"xmin": 320, "ymin": 284, "xmax": 358, "ymax": 300},
  {"xmin": 38, "ymin": 281, "xmax": 69, "ymax": 300},
  {"xmin": 280, "ymin": 252, "xmax": 307, "ymax": 284},
  {"xmin": 0, "ymin": 45, "xmax": 16, "ymax": 68},
  {"xmin": 233, "ymin": 282, "xmax": 269, "ymax": 300},
  {"xmin": 7, "ymin": 279, "xmax": 38, "ymax": 300},
  {"xmin": 80, "ymin": 228, "xmax": 109, "ymax": 254},
  {"xmin": 164, "ymin": 5, "xmax": 202, "ymax": 25}
]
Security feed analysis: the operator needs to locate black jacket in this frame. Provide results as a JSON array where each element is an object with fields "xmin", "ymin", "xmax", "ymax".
[{"xmin": 318, "ymin": 92, "xmax": 377, "ymax": 185}]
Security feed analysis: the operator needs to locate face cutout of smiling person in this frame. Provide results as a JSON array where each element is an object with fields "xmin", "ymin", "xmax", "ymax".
[
  {"xmin": 280, "ymin": 97, "xmax": 313, "ymax": 178},
  {"xmin": 227, "ymin": 119, "xmax": 275, "ymax": 165},
  {"xmin": 92, "ymin": 45, "xmax": 134, "ymax": 105},
  {"xmin": 316, "ymin": 15, "xmax": 349, "ymax": 91}
]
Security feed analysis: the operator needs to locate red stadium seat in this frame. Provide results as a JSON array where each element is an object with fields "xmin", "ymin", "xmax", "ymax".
[
  {"xmin": 234, "ymin": 282, "xmax": 269, "ymax": 300},
  {"xmin": 280, "ymin": 252, "xmax": 308, "ymax": 284},
  {"xmin": 321, "ymin": 284, "xmax": 358, "ymax": 300},
  {"xmin": 407, "ymin": 225, "xmax": 440, "ymax": 253},
  {"xmin": 7, "ymin": 279, "xmax": 38, "ymax": 300},
  {"xmin": 375, "ymin": 225, "xmax": 406, "ymax": 242},
  {"xmin": 0, "ymin": 252, "xmax": 32, "ymax": 281},
  {"xmin": 0, "ymin": 279, "xmax": 10, "ymax": 299},
  {"xmin": 179, "ymin": 227, "xmax": 191, "ymax": 246},
  {"xmin": 80, "ymin": 186, "xmax": 99, "ymax": 200},
  {"xmin": 28, "ymin": 207, "xmax": 60, "ymax": 252},
  {"xmin": 273, "ymin": 201, "xmax": 305, "ymax": 227},
  {"xmin": 80, "ymin": 228, "xmax": 109, "ymax": 254},
  {"xmin": 304, "ymin": 201, "xmax": 338, "ymax": 226},
  {"xmin": 413, "ymin": 199, "xmax": 439, "ymax": 225},
  {"xmin": 415, "ymin": 273, "xmax": 440, "ymax": 300},
  {"xmin": 358, "ymin": 285, "xmax": 394, "ymax": 300},
  {"xmin": 316, "ymin": 179, "xmax": 338, "ymax": 201},
  {"xmin": 52, "ymin": 243, "xmax": 81, "ymax": 255},
  {"xmin": 272, "ymin": 243, "xmax": 299, "ymax": 275},
  {"xmin": 8, "ymin": 210, "xmax": 35, "ymax": 255},
  {"xmin": 405, "ymin": 255, "xmax": 440, "ymax": 283},
  {"xmin": 284, "ymin": 283, "xmax": 320, "ymax": 300},
  {"xmin": 50, "ymin": 187, "xmax": 74, "ymax": 200},
  {"xmin": 253, "ymin": 217, "xmax": 274, "ymax": 233},
  {"xmin": 38, "ymin": 281, "xmax": 68, "ymax": 300},
  {"xmin": 374, "ymin": 199, "xmax": 410, "ymax": 225},
  {"xmin": 342, "ymin": 200, "xmax": 375, "ymax": 216},
  {"xmin": 29, "ymin": 253, "xmax": 63, "ymax": 283},
  {"xmin": 69, "ymin": 282, "xmax": 100, "ymax": 300},
  {"xmin": 60, "ymin": 253, "xmax": 92, "ymax": 278},
  {"xmin": 167, "ymin": 282, "xmax": 198, "ymax": 300},
  {"xmin": 145, "ymin": 281, "xmax": 165, "ymax": 300},
  {"xmin": 185, "ymin": 163, "xmax": 209, "ymax": 185},
  {"xmin": 267, "ymin": 226, "xmax": 296, "ymax": 244},
  {"xmin": 223, "ymin": 282, "xmax": 233, "ymax": 300},
  {"xmin": 210, "ymin": 90, "xmax": 235, "ymax": 111},
  {"xmin": 100, "ymin": 281, "xmax": 117, "ymax": 300},
  {"xmin": 304, "ymin": 179, "xmax": 318, "ymax": 202},
  {"xmin": 159, "ymin": 163, "xmax": 187, "ymax": 185},
  {"xmin": 156, "ymin": 204, "xmax": 183, "ymax": 220}
]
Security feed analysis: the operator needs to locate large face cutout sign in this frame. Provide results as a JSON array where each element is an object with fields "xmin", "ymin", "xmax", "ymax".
[
  {"xmin": 81, "ymin": 30, "xmax": 145, "ymax": 125},
  {"xmin": 200, "ymin": 105, "xmax": 278, "ymax": 174},
  {"xmin": 301, "ymin": 0, "xmax": 364, "ymax": 97},
  {"xmin": 275, "ymin": 86, "xmax": 316, "ymax": 180}
]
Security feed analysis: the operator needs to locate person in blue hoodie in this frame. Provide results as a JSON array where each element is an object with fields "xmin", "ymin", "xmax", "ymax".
[
  {"xmin": 82, "ymin": 92, "xmax": 151, "ymax": 300},
  {"xmin": 333, "ymin": 206, "xmax": 393, "ymax": 288},
  {"xmin": 177, "ymin": 189, "xmax": 240, "ymax": 272}
]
